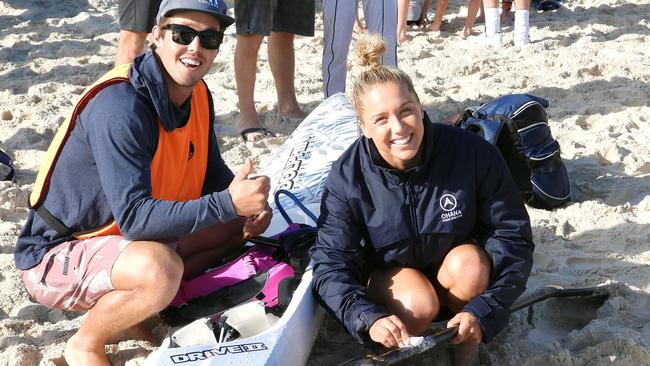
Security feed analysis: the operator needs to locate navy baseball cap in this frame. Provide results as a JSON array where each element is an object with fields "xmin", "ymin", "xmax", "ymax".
[{"xmin": 156, "ymin": 0, "xmax": 235, "ymax": 28}]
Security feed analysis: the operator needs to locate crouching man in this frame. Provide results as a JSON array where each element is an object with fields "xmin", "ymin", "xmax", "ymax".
[{"xmin": 14, "ymin": 1, "xmax": 272, "ymax": 365}]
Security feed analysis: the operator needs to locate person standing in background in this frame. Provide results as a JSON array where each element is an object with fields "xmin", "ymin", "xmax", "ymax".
[
  {"xmin": 234, "ymin": 0, "xmax": 315, "ymax": 142},
  {"xmin": 322, "ymin": 0, "xmax": 398, "ymax": 98},
  {"xmin": 469, "ymin": 0, "xmax": 530, "ymax": 47},
  {"xmin": 397, "ymin": 0, "xmax": 432, "ymax": 42},
  {"xmin": 464, "ymin": 0, "xmax": 514, "ymax": 38},
  {"xmin": 426, "ymin": 0, "xmax": 449, "ymax": 33},
  {"xmin": 115, "ymin": 0, "xmax": 162, "ymax": 65},
  {"xmin": 397, "ymin": 0, "xmax": 412, "ymax": 43}
]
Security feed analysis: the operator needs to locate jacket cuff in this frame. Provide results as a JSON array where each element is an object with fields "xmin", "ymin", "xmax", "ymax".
[
  {"xmin": 463, "ymin": 295, "xmax": 511, "ymax": 343},
  {"xmin": 214, "ymin": 190, "xmax": 239, "ymax": 222},
  {"xmin": 352, "ymin": 305, "xmax": 390, "ymax": 345}
]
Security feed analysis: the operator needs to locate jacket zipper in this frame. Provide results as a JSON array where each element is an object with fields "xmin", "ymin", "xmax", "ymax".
[{"xmin": 404, "ymin": 181, "xmax": 422, "ymax": 267}]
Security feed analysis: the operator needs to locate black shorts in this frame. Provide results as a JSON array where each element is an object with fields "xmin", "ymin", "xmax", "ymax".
[
  {"xmin": 118, "ymin": 0, "xmax": 162, "ymax": 33},
  {"xmin": 234, "ymin": 0, "xmax": 315, "ymax": 37}
]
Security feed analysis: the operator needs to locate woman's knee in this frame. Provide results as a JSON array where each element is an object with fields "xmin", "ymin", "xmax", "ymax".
[
  {"xmin": 439, "ymin": 244, "xmax": 491, "ymax": 294},
  {"xmin": 369, "ymin": 267, "xmax": 440, "ymax": 335},
  {"xmin": 399, "ymin": 291, "xmax": 441, "ymax": 335}
]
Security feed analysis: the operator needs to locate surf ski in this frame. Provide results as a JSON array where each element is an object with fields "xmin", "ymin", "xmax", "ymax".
[{"xmin": 144, "ymin": 93, "xmax": 360, "ymax": 366}]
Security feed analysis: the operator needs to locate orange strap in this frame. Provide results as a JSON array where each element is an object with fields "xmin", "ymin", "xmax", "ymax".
[
  {"xmin": 31, "ymin": 65, "xmax": 211, "ymax": 240},
  {"xmin": 29, "ymin": 64, "xmax": 131, "ymax": 209}
]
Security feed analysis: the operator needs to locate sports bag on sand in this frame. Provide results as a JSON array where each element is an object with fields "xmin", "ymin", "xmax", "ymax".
[
  {"xmin": 533, "ymin": 0, "xmax": 561, "ymax": 11},
  {"xmin": 457, "ymin": 93, "xmax": 571, "ymax": 210},
  {"xmin": 160, "ymin": 190, "xmax": 318, "ymax": 326},
  {"xmin": 0, "ymin": 149, "xmax": 16, "ymax": 182}
]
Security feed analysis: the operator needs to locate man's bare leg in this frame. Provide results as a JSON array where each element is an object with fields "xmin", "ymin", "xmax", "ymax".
[
  {"xmin": 428, "ymin": 0, "xmax": 450, "ymax": 31},
  {"xmin": 115, "ymin": 30, "xmax": 148, "ymax": 65},
  {"xmin": 268, "ymin": 32, "xmax": 306, "ymax": 119},
  {"xmin": 421, "ymin": 0, "xmax": 433, "ymax": 23},
  {"xmin": 235, "ymin": 34, "xmax": 268, "ymax": 141},
  {"xmin": 397, "ymin": 0, "xmax": 412, "ymax": 43},
  {"xmin": 106, "ymin": 318, "xmax": 160, "ymax": 345},
  {"xmin": 177, "ymin": 218, "xmax": 247, "ymax": 279},
  {"xmin": 64, "ymin": 242, "xmax": 183, "ymax": 366},
  {"xmin": 464, "ymin": 0, "xmax": 483, "ymax": 37}
]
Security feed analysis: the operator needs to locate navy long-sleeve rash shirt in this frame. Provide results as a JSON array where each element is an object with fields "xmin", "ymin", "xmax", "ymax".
[{"xmin": 15, "ymin": 51, "xmax": 238, "ymax": 270}]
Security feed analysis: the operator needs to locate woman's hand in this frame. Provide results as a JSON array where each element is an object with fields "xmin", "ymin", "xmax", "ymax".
[
  {"xmin": 447, "ymin": 311, "xmax": 483, "ymax": 344},
  {"xmin": 368, "ymin": 315, "xmax": 411, "ymax": 348}
]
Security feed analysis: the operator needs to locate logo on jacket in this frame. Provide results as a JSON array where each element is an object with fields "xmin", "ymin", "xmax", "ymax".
[
  {"xmin": 188, "ymin": 141, "xmax": 195, "ymax": 160},
  {"xmin": 440, "ymin": 194, "xmax": 457, "ymax": 211},
  {"xmin": 440, "ymin": 194, "xmax": 462, "ymax": 222}
]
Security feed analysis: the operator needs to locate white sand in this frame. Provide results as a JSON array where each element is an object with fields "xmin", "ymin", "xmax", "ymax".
[{"xmin": 1, "ymin": 0, "xmax": 649, "ymax": 365}]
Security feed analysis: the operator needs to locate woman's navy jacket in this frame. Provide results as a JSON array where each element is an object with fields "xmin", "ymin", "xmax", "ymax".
[{"xmin": 310, "ymin": 114, "xmax": 534, "ymax": 345}]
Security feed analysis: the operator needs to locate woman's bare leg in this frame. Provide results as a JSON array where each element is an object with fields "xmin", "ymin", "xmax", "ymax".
[{"xmin": 368, "ymin": 267, "xmax": 440, "ymax": 335}]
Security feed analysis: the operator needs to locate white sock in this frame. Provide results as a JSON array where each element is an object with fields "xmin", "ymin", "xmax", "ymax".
[
  {"xmin": 514, "ymin": 10, "xmax": 530, "ymax": 39},
  {"xmin": 484, "ymin": 8, "xmax": 500, "ymax": 38}
]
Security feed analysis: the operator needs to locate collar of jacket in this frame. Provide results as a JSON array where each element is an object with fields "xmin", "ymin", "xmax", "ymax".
[
  {"xmin": 363, "ymin": 111, "xmax": 437, "ymax": 177},
  {"xmin": 128, "ymin": 51, "xmax": 192, "ymax": 132}
]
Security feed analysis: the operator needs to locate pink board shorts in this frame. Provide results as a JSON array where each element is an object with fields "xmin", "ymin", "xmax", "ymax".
[{"xmin": 21, "ymin": 235, "xmax": 132, "ymax": 311}]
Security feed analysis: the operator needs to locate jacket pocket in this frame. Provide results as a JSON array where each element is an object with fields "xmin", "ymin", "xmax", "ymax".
[{"xmin": 365, "ymin": 221, "xmax": 413, "ymax": 266}]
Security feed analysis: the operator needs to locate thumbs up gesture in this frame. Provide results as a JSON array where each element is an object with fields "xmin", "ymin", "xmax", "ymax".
[{"xmin": 228, "ymin": 158, "xmax": 271, "ymax": 217}]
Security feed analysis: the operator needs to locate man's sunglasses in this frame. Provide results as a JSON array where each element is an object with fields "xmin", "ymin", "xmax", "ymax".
[{"xmin": 162, "ymin": 24, "xmax": 224, "ymax": 50}]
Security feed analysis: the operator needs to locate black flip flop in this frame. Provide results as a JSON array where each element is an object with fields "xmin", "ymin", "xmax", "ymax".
[{"xmin": 240, "ymin": 127, "xmax": 275, "ymax": 142}]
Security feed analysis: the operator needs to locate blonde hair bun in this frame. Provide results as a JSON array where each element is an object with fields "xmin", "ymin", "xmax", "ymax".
[
  {"xmin": 350, "ymin": 34, "xmax": 385, "ymax": 78},
  {"xmin": 348, "ymin": 34, "xmax": 418, "ymax": 114}
]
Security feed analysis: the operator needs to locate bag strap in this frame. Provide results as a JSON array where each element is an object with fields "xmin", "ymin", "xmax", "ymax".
[
  {"xmin": 274, "ymin": 189, "xmax": 318, "ymax": 225},
  {"xmin": 244, "ymin": 190, "xmax": 318, "ymax": 271},
  {"xmin": 35, "ymin": 205, "xmax": 74, "ymax": 239}
]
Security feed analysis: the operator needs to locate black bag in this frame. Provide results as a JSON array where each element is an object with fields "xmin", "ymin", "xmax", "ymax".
[
  {"xmin": 0, "ymin": 149, "xmax": 15, "ymax": 182},
  {"xmin": 458, "ymin": 94, "xmax": 570, "ymax": 210}
]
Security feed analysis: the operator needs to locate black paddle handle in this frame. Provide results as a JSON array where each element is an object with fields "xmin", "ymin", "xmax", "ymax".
[
  {"xmin": 339, "ymin": 326, "xmax": 458, "ymax": 366},
  {"xmin": 508, "ymin": 286, "xmax": 603, "ymax": 312}
]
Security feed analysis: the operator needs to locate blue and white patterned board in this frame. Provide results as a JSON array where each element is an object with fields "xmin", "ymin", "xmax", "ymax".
[
  {"xmin": 261, "ymin": 93, "xmax": 360, "ymax": 216},
  {"xmin": 145, "ymin": 94, "xmax": 359, "ymax": 366}
]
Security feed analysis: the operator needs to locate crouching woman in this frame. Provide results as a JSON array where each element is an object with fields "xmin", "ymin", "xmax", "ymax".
[{"xmin": 310, "ymin": 34, "xmax": 534, "ymax": 362}]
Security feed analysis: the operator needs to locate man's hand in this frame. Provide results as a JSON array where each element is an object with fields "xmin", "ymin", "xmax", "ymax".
[
  {"xmin": 228, "ymin": 158, "xmax": 270, "ymax": 217},
  {"xmin": 243, "ymin": 204, "xmax": 272, "ymax": 237},
  {"xmin": 368, "ymin": 315, "xmax": 411, "ymax": 349},
  {"xmin": 447, "ymin": 311, "xmax": 483, "ymax": 344}
]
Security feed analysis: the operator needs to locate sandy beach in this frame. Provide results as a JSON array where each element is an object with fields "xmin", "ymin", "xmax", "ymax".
[{"xmin": 1, "ymin": 0, "xmax": 649, "ymax": 365}]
